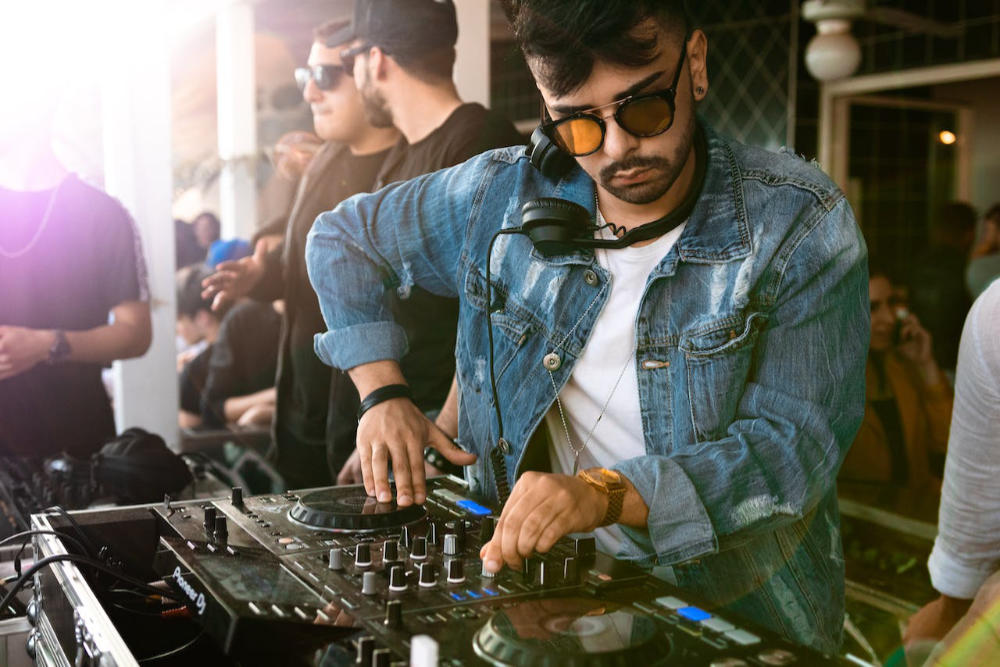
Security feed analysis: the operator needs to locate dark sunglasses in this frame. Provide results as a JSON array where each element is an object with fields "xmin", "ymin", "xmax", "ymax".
[
  {"xmin": 339, "ymin": 42, "xmax": 378, "ymax": 72},
  {"xmin": 542, "ymin": 42, "xmax": 689, "ymax": 157},
  {"xmin": 294, "ymin": 65, "xmax": 349, "ymax": 92}
]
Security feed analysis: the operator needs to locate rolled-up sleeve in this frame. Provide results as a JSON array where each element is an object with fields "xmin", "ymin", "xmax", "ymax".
[
  {"xmin": 928, "ymin": 281, "xmax": 1000, "ymax": 599},
  {"xmin": 305, "ymin": 154, "xmax": 490, "ymax": 372},
  {"xmin": 616, "ymin": 197, "xmax": 869, "ymax": 563}
]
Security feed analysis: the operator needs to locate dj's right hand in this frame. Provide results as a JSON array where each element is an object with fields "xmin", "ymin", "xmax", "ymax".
[
  {"xmin": 200, "ymin": 241, "xmax": 268, "ymax": 312},
  {"xmin": 355, "ymin": 398, "xmax": 476, "ymax": 506}
]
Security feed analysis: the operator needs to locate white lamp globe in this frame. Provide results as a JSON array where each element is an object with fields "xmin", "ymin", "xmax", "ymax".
[{"xmin": 805, "ymin": 18, "xmax": 862, "ymax": 81}]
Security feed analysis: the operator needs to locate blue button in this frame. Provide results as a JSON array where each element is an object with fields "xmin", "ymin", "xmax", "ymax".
[
  {"xmin": 456, "ymin": 500, "xmax": 492, "ymax": 516},
  {"xmin": 677, "ymin": 606, "xmax": 711, "ymax": 622},
  {"xmin": 449, "ymin": 592, "xmax": 466, "ymax": 601},
  {"xmin": 465, "ymin": 590, "xmax": 482, "ymax": 599},
  {"xmin": 482, "ymin": 588, "xmax": 499, "ymax": 597}
]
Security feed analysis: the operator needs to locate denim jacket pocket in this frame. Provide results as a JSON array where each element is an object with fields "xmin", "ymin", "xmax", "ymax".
[
  {"xmin": 459, "ymin": 265, "xmax": 535, "ymax": 432},
  {"xmin": 680, "ymin": 311, "xmax": 766, "ymax": 441}
]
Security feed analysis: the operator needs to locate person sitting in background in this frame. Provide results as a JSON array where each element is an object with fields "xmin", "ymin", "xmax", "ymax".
[
  {"xmin": 903, "ymin": 279, "xmax": 1000, "ymax": 665},
  {"xmin": 966, "ymin": 203, "xmax": 1000, "ymax": 299},
  {"xmin": 174, "ymin": 218, "xmax": 205, "ymax": 268},
  {"xmin": 175, "ymin": 265, "xmax": 281, "ymax": 429},
  {"xmin": 839, "ymin": 264, "xmax": 952, "ymax": 518},
  {"xmin": 908, "ymin": 202, "xmax": 977, "ymax": 374},
  {"xmin": 192, "ymin": 210, "xmax": 221, "ymax": 254},
  {"xmin": 176, "ymin": 265, "xmax": 228, "ymax": 428}
]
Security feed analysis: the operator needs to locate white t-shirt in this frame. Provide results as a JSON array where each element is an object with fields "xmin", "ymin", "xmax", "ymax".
[
  {"xmin": 927, "ymin": 279, "xmax": 1000, "ymax": 599},
  {"xmin": 545, "ymin": 212, "xmax": 686, "ymax": 554}
]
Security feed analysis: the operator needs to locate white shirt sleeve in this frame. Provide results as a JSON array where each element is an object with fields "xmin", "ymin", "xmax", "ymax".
[{"xmin": 928, "ymin": 279, "xmax": 1000, "ymax": 599}]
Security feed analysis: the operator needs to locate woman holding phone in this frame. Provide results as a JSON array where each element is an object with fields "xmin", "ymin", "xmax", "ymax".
[{"xmin": 838, "ymin": 265, "xmax": 954, "ymax": 517}]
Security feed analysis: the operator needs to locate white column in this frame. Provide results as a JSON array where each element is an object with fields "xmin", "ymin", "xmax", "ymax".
[
  {"xmin": 454, "ymin": 0, "xmax": 491, "ymax": 107},
  {"xmin": 216, "ymin": 1, "xmax": 258, "ymax": 240},
  {"xmin": 101, "ymin": 0, "xmax": 179, "ymax": 447}
]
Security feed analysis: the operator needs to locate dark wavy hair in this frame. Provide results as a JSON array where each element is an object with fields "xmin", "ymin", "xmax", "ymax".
[{"xmin": 501, "ymin": 0, "xmax": 690, "ymax": 96}]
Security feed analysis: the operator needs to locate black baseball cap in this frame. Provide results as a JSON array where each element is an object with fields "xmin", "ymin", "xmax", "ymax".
[{"xmin": 326, "ymin": 0, "xmax": 458, "ymax": 57}]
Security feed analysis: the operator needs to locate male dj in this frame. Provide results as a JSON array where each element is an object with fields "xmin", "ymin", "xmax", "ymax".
[{"xmin": 306, "ymin": 0, "xmax": 868, "ymax": 653}]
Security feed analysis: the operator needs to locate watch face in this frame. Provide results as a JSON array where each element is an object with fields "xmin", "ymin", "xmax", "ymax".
[{"xmin": 596, "ymin": 468, "xmax": 623, "ymax": 486}]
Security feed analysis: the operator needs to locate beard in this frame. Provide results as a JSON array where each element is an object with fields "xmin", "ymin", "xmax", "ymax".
[
  {"xmin": 597, "ymin": 113, "xmax": 695, "ymax": 205},
  {"xmin": 358, "ymin": 70, "xmax": 394, "ymax": 129}
]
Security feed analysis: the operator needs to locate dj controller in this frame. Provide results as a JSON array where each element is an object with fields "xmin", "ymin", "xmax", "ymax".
[{"xmin": 29, "ymin": 476, "xmax": 844, "ymax": 666}]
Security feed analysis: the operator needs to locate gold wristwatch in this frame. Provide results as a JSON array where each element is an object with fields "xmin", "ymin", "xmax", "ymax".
[{"xmin": 576, "ymin": 468, "xmax": 626, "ymax": 527}]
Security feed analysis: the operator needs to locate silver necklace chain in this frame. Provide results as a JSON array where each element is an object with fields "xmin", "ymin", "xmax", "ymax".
[
  {"xmin": 548, "ymin": 190, "xmax": 633, "ymax": 475},
  {"xmin": 0, "ymin": 180, "xmax": 64, "ymax": 259}
]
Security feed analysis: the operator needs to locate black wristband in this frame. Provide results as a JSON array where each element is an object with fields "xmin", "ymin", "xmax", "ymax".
[{"xmin": 357, "ymin": 384, "xmax": 412, "ymax": 422}]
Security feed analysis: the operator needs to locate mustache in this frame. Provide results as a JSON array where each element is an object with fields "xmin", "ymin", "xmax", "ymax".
[{"xmin": 599, "ymin": 155, "xmax": 670, "ymax": 183}]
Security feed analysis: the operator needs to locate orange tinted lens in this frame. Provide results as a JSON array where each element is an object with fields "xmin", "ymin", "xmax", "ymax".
[
  {"xmin": 619, "ymin": 96, "xmax": 673, "ymax": 136},
  {"xmin": 552, "ymin": 117, "xmax": 603, "ymax": 155}
]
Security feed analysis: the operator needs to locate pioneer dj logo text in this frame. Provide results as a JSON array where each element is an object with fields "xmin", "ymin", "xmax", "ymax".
[{"xmin": 172, "ymin": 566, "xmax": 207, "ymax": 616}]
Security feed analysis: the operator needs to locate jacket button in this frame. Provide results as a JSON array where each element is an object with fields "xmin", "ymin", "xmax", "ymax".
[
  {"xmin": 583, "ymin": 269, "xmax": 599, "ymax": 286},
  {"xmin": 498, "ymin": 438, "xmax": 511, "ymax": 455},
  {"xmin": 543, "ymin": 352, "xmax": 562, "ymax": 371}
]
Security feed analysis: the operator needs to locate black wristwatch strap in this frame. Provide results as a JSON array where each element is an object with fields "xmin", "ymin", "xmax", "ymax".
[
  {"xmin": 357, "ymin": 384, "xmax": 412, "ymax": 421},
  {"xmin": 423, "ymin": 445, "xmax": 464, "ymax": 476}
]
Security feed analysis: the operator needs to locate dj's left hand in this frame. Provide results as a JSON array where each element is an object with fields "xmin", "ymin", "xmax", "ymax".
[
  {"xmin": 0, "ymin": 326, "xmax": 54, "ymax": 381},
  {"xmin": 479, "ymin": 471, "xmax": 607, "ymax": 574}
]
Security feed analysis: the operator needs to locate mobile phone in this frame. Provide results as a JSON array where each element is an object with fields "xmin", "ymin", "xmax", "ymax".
[{"xmin": 893, "ymin": 308, "xmax": 909, "ymax": 345}]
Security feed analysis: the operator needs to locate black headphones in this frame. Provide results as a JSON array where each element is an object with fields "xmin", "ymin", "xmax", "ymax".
[{"xmin": 520, "ymin": 123, "xmax": 708, "ymax": 257}]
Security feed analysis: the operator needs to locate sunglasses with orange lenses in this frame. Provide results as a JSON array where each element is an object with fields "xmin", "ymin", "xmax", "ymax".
[{"xmin": 543, "ymin": 42, "xmax": 688, "ymax": 157}]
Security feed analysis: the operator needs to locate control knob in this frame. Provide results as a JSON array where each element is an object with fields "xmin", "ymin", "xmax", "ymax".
[
  {"xmin": 443, "ymin": 534, "xmax": 459, "ymax": 556},
  {"xmin": 361, "ymin": 571, "xmax": 378, "ymax": 596},
  {"xmin": 410, "ymin": 536, "xmax": 428, "ymax": 560},
  {"xmin": 382, "ymin": 540, "xmax": 399, "ymax": 563},
  {"xmin": 355, "ymin": 543, "xmax": 372, "ymax": 568},
  {"xmin": 356, "ymin": 636, "xmax": 375, "ymax": 667},
  {"xmin": 328, "ymin": 548, "xmax": 344, "ymax": 571},
  {"xmin": 213, "ymin": 515, "xmax": 228, "ymax": 541},
  {"xmin": 418, "ymin": 562, "xmax": 437, "ymax": 587},
  {"xmin": 203, "ymin": 506, "xmax": 216, "ymax": 532},
  {"xmin": 388, "ymin": 565, "xmax": 407, "ymax": 592},
  {"xmin": 384, "ymin": 600, "xmax": 402, "ymax": 628},
  {"xmin": 231, "ymin": 486, "xmax": 244, "ymax": 507},
  {"xmin": 447, "ymin": 558, "xmax": 465, "ymax": 584},
  {"xmin": 479, "ymin": 516, "xmax": 497, "ymax": 543}
]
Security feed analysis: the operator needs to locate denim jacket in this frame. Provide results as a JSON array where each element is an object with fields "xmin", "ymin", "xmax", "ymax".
[{"xmin": 307, "ymin": 124, "xmax": 869, "ymax": 654}]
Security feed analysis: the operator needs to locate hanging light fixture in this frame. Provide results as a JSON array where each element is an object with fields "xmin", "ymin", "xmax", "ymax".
[{"xmin": 802, "ymin": 0, "xmax": 865, "ymax": 81}]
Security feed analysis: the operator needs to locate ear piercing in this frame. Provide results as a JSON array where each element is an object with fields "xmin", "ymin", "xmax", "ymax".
[{"xmin": 696, "ymin": 86, "xmax": 705, "ymax": 95}]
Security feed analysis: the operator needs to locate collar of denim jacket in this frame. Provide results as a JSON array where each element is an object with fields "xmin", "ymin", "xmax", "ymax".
[{"xmin": 543, "ymin": 121, "xmax": 750, "ymax": 276}]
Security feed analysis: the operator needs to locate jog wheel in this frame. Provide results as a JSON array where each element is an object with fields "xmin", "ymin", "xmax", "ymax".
[
  {"xmin": 288, "ymin": 488, "xmax": 425, "ymax": 531},
  {"xmin": 473, "ymin": 597, "xmax": 673, "ymax": 666}
]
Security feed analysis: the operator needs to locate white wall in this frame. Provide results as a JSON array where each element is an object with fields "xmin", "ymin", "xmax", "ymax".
[
  {"xmin": 454, "ymin": 0, "xmax": 491, "ymax": 107},
  {"xmin": 934, "ymin": 77, "xmax": 1000, "ymax": 215}
]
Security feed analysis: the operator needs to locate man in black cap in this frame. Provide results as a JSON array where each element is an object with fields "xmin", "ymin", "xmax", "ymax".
[{"xmin": 329, "ymin": 0, "xmax": 524, "ymax": 484}]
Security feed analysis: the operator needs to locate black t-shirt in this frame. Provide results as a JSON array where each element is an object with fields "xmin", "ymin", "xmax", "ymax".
[
  {"xmin": 0, "ymin": 175, "xmax": 147, "ymax": 457},
  {"xmin": 200, "ymin": 301, "xmax": 282, "ymax": 428},
  {"xmin": 266, "ymin": 145, "xmax": 391, "ymax": 470},
  {"xmin": 373, "ymin": 104, "xmax": 524, "ymax": 412},
  {"xmin": 179, "ymin": 345, "xmax": 211, "ymax": 415}
]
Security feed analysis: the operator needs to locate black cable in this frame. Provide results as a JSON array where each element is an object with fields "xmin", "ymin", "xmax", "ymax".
[
  {"xmin": 137, "ymin": 630, "xmax": 205, "ymax": 663},
  {"xmin": 4, "ymin": 528, "xmax": 91, "ymax": 578},
  {"xmin": 0, "ymin": 529, "xmax": 88, "ymax": 555},
  {"xmin": 485, "ymin": 229, "xmax": 524, "ymax": 506},
  {"xmin": 0, "ymin": 553, "xmax": 179, "ymax": 612},
  {"xmin": 41, "ymin": 506, "xmax": 98, "ymax": 557},
  {"xmin": 485, "ymin": 228, "xmax": 524, "ymax": 442}
]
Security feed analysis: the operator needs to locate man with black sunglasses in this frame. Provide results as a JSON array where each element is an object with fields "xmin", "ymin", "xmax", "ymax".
[
  {"xmin": 201, "ymin": 19, "xmax": 399, "ymax": 488},
  {"xmin": 307, "ymin": 0, "xmax": 868, "ymax": 654}
]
